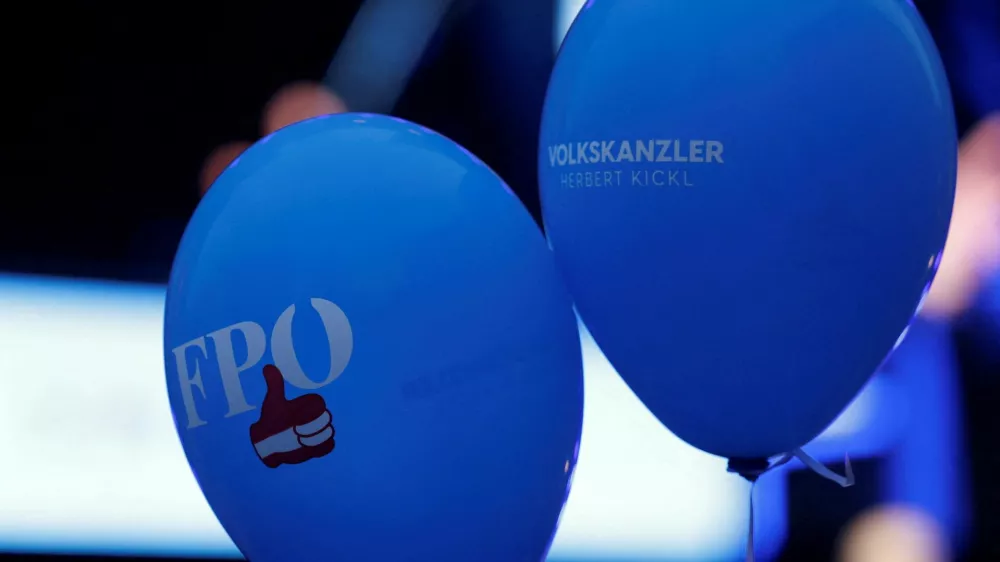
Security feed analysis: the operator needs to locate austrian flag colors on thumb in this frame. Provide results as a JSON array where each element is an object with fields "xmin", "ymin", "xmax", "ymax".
[
  {"xmin": 163, "ymin": 113, "xmax": 584, "ymax": 562},
  {"xmin": 250, "ymin": 365, "xmax": 335, "ymax": 468}
]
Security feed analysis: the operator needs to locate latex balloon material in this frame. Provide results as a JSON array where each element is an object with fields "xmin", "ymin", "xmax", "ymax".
[
  {"xmin": 539, "ymin": 0, "xmax": 956, "ymax": 459},
  {"xmin": 165, "ymin": 114, "xmax": 583, "ymax": 562}
]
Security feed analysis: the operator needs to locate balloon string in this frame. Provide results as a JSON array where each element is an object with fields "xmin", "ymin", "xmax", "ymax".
[
  {"xmin": 789, "ymin": 447, "xmax": 855, "ymax": 488},
  {"xmin": 731, "ymin": 448, "xmax": 854, "ymax": 562},
  {"xmin": 746, "ymin": 481, "xmax": 756, "ymax": 562}
]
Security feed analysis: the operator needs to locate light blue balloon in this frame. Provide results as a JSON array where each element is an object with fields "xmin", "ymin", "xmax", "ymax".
[
  {"xmin": 164, "ymin": 114, "xmax": 583, "ymax": 562},
  {"xmin": 539, "ymin": 0, "xmax": 956, "ymax": 460}
]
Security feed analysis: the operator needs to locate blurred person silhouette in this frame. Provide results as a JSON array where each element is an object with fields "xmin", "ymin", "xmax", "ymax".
[
  {"xmin": 857, "ymin": 0, "xmax": 1000, "ymax": 558},
  {"xmin": 945, "ymin": 116, "xmax": 1000, "ymax": 562},
  {"xmin": 826, "ymin": 115, "xmax": 999, "ymax": 562}
]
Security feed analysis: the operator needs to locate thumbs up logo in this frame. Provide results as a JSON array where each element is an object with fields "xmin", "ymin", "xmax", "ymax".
[{"xmin": 249, "ymin": 365, "xmax": 335, "ymax": 468}]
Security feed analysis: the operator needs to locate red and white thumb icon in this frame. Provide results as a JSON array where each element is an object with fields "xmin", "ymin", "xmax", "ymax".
[{"xmin": 250, "ymin": 364, "xmax": 335, "ymax": 468}]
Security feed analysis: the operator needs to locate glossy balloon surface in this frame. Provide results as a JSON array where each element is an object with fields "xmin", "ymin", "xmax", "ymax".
[
  {"xmin": 540, "ymin": 0, "xmax": 956, "ymax": 458},
  {"xmin": 166, "ymin": 114, "xmax": 583, "ymax": 562}
]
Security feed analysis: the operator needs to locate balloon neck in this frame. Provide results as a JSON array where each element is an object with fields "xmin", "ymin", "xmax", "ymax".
[{"xmin": 727, "ymin": 457, "xmax": 771, "ymax": 483}]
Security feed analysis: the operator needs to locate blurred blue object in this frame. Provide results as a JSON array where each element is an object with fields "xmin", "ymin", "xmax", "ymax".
[
  {"xmin": 325, "ymin": 0, "xmax": 455, "ymax": 113},
  {"xmin": 539, "ymin": 0, "xmax": 957, "ymax": 459},
  {"xmin": 162, "ymin": 114, "xmax": 583, "ymax": 562}
]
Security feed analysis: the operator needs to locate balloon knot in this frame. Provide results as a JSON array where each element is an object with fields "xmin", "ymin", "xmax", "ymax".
[{"xmin": 727, "ymin": 457, "xmax": 771, "ymax": 483}]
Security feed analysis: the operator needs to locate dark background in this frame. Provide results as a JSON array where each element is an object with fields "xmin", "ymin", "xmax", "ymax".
[
  {"xmin": 2, "ymin": 0, "xmax": 998, "ymax": 561},
  {"xmin": 3, "ymin": 0, "xmax": 557, "ymax": 284},
  {"xmin": 2, "ymin": 0, "xmax": 995, "ymax": 283}
]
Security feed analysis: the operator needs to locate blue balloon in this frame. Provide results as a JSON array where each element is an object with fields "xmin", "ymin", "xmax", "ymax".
[
  {"xmin": 164, "ymin": 114, "xmax": 583, "ymax": 562},
  {"xmin": 539, "ymin": 0, "xmax": 956, "ymax": 459}
]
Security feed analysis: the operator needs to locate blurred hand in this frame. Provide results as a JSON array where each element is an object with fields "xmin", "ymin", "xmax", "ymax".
[
  {"xmin": 199, "ymin": 82, "xmax": 348, "ymax": 195},
  {"xmin": 837, "ymin": 504, "xmax": 948, "ymax": 562},
  {"xmin": 923, "ymin": 113, "xmax": 1000, "ymax": 319}
]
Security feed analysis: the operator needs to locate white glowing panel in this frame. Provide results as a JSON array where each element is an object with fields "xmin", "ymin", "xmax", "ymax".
[
  {"xmin": 0, "ymin": 276, "xmax": 237, "ymax": 557},
  {"xmin": 555, "ymin": 0, "xmax": 588, "ymax": 52}
]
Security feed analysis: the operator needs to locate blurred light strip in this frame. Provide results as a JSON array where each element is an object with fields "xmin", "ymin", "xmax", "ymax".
[
  {"xmin": 324, "ymin": 0, "xmax": 456, "ymax": 113},
  {"xmin": 0, "ymin": 275, "xmax": 240, "ymax": 559}
]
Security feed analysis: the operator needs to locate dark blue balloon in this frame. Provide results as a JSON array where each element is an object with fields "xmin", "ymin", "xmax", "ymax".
[
  {"xmin": 165, "ymin": 114, "xmax": 583, "ymax": 562},
  {"xmin": 539, "ymin": 0, "xmax": 956, "ymax": 459}
]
